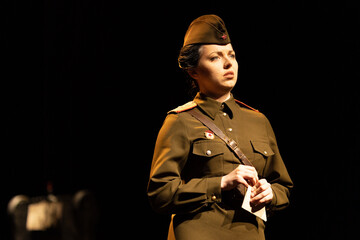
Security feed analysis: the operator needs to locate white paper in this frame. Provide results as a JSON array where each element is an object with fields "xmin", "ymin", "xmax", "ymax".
[{"xmin": 241, "ymin": 186, "xmax": 267, "ymax": 222}]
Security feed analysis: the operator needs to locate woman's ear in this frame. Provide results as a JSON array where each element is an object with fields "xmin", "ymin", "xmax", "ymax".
[{"xmin": 187, "ymin": 69, "xmax": 199, "ymax": 80}]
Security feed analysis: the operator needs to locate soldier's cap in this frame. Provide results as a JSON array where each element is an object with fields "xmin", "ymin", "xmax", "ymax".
[{"xmin": 183, "ymin": 14, "xmax": 231, "ymax": 47}]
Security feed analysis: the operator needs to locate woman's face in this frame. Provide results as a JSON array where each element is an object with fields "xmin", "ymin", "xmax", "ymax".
[{"xmin": 189, "ymin": 43, "xmax": 238, "ymax": 99}]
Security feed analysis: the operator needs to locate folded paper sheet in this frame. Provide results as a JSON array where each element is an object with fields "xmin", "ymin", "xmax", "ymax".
[{"xmin": 241, "ymin": 186, "xmax": 267, "ymax": 222}]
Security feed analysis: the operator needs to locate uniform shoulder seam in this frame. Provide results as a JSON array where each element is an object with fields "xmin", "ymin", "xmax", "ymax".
[
  {"xmin": 235, "ymin": 99, "xmax": 260, "ymax": 113},
  {"xmin": 168, "ymin": 101, "xmax": 197, "ymax": 114}
]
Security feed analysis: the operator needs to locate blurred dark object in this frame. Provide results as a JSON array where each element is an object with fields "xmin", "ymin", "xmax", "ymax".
[{"xmin": 8, "ymin": 190, "xmax": 98, "ymax": 240}]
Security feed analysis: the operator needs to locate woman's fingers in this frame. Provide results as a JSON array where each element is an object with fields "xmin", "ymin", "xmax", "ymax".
[
  {"xmin": 250, "ymin": 179, "xmax": 273, "ymax": 207},
  {"xmin": 237, "ymin": 165, "xmax": 258, "ymax": 186},
  {"xmin": 221, "ymin": 165, "xmax": 258, "ymax": 190}
]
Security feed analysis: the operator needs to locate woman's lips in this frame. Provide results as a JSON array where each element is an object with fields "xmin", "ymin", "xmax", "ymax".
[{"xmin": 224, "ymin": 71, "xmax": 234, "ymax": 78}]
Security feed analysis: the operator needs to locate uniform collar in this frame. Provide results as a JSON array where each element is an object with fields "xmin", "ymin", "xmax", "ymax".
[{"xmin": 193, "ymin": 92, "xmax": 237, "ymax": 119}]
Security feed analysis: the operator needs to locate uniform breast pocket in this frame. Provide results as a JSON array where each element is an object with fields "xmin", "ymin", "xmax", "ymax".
[
  {"xmin": 250, "ymin": 140, "xmax": 274, "ymax": 174},
  {"xmin": 190, "ymin": 140, "xmax": 225, "ymax": 176}
]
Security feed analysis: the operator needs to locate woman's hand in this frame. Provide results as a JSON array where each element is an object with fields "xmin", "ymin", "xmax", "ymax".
[
  {"xmin": 221, "ymin": 165, "xmax": 258, "ymax": 191},
  {"xmin": 250, "ymin": 179, "xmax": 273, "ymax": 209}
]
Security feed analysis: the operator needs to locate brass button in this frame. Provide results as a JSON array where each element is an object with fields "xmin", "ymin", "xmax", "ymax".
[
  {"xmin": 211, "ymin": 195, "xmax": 217, "ymax": 201},
  {"xmin": 206, "ymin": 150, "xmax": 212, "ymax": 156},
  {"xmin": 227, "ymin": 128, "xmax": 233, "ymax": 132},
  {"xmin": 223, "ymin": 112, "xmax": 227, "ymax": 116},
  {"xmin": 264, "ymin": 151, "xmax": 268, "ymax": 155}
]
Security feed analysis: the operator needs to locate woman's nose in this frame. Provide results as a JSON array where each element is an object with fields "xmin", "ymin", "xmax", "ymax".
[{"xmin": 223, "ymin": 57, "xmax": 232, "ymax": 69}]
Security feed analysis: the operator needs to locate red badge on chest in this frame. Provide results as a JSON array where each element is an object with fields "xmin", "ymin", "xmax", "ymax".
[{"xmin": 204, "ymin": 130, "xmax": 215, "ymax": 139}]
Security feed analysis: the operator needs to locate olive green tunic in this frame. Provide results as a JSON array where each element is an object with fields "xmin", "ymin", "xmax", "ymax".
[{"xmin": 147, "ymin": 93, "xmax": 293, "ymax": 240}]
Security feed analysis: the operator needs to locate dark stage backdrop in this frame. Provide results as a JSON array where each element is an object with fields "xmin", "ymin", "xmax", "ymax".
[{"xmin": 3, "ymin": 1, "xmax": 359, "ymax": 239}]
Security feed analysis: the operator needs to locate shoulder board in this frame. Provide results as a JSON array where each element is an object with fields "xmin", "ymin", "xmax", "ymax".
[
  {"xmin": 235, "ymin": 99, "xmax": 260, "ymax": 113},
  {"xmin": 168, "ymin": 101, "xmax": 197, "ymax": 114}
]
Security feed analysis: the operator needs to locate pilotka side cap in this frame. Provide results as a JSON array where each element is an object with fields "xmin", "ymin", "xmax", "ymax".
[{"xmin": 183, "ymin": 14, "xmax": 231, "ymax": 47}]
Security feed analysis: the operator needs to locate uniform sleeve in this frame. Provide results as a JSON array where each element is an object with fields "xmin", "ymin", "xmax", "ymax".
[
  {"xmin": 147, "ymin": 113, "xmax": 222, "ymax": 215},
  {"xmin": 262, "ymin": 116, "xmax": 294, "ymax": 212}
]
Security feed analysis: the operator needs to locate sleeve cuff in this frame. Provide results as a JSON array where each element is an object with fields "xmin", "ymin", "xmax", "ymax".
[
  {"xmin": 206, "ymin": 176, "xmax": 222, "ymax": 203},
  {"xmin": 266, "ymin": 186, "xmax": 277, "ymax": 215}
]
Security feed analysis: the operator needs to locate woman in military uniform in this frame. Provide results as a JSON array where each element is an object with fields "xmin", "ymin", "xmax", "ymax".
[{"xmin": 147, "ymin": 15, "xmax": 293, "ymax": 240}]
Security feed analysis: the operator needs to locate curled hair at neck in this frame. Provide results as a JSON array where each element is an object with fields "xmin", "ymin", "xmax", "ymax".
[{"xmin": 178, "ymin": 44, "xmax": 202, "ymax": 97}]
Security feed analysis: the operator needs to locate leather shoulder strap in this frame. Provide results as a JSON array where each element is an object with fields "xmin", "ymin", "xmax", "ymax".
[{"xmin": 187, "ymin": 108, "xmax": 253, "ymax": 167}]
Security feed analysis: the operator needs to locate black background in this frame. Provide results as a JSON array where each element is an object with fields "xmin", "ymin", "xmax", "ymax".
[{"xmin": 3, "ymin": 0, "xmax": 360, "ymax": 239}]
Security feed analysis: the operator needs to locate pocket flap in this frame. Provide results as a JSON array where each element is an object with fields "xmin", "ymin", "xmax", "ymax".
[
  {"xmin": 250, "ymin": 140, "xmax": 274, "ymax": 157},
  {"xmin": 192, "ymin": 141, "xmax": 225, "ymax": 157}
]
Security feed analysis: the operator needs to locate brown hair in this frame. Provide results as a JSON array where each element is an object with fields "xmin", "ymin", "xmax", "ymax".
[{"xmin": 178, "ymin": 44, "xmax": 202, "ymax": 96}]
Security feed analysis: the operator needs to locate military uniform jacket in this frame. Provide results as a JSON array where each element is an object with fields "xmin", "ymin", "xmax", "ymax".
[{"xmin": 147, "ymin": 93, "xmax": 293, "ymax": 240}]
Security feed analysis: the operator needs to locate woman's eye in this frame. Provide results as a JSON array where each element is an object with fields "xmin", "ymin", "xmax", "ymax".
[
  {"xmin": 229, "ymin": 54, "xmax": 236, "ymax": 59},
  {"xmin": 210, "ymin": 56, "xmax": 220, "ymax": 61}
]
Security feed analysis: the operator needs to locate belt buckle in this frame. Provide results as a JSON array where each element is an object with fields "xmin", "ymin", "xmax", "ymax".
[{"xmin": 228, "ymin": 139, "xmax": 238, "ymax": 150}]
